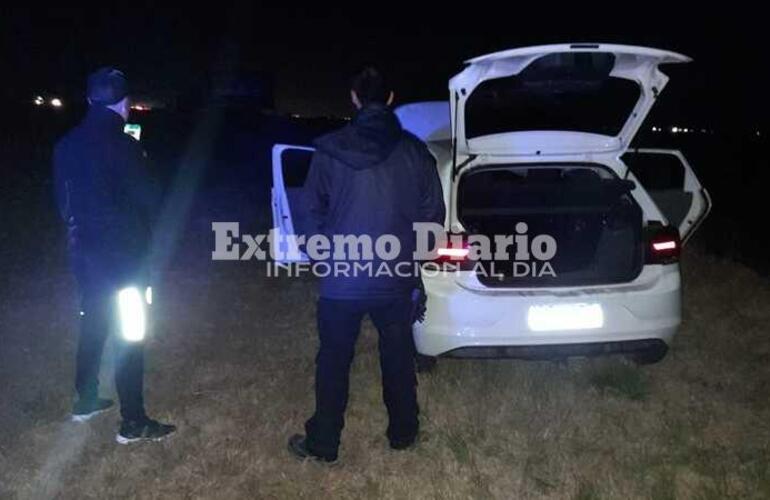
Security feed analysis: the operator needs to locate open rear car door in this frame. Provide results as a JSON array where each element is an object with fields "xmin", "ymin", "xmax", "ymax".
[
  {"xmin": 623, "ymin": 149, "xmax": 712, "ymax": 243},
  {"xmin": 271, "ymin": 144, "xmax": 315, "ymax": 263}
]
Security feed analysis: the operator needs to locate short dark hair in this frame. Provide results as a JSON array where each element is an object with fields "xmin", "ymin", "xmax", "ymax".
[
  {"xmin": 87, "ymin": 67, "xmax": 129, "ymax": 105},
  {"xmin": 351, "ymin": 66, "xmax": 391, "ymax": 106}
]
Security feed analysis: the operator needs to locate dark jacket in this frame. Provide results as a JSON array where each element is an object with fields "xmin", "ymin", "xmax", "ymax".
[
  {"xmin": 304, "ymin": 103, "xmax": 445, "ymax": 299},
  {"xmin": 53, "ymin": 106, "xmax": 160, "ymax": 288}
]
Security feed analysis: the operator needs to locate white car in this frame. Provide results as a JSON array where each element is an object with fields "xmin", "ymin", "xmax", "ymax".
[{"xmin": 271, "ymin": 43, "xmax": 711, "ymax": 364}]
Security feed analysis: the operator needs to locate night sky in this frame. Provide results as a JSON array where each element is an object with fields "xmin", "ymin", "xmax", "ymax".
[{"xmin": 2, "ymin": 4, "xmax": 766, "ymax": 128}]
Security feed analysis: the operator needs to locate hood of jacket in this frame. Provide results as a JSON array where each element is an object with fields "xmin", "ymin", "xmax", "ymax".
[{"xmin": 314, "ymin": 103, "xmax": 403, "ymax": 170}]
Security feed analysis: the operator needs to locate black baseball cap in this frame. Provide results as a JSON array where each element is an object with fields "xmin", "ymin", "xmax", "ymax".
[{"xmin": 87, "ymin": 67, "xmax": 129, "ymax": 105}]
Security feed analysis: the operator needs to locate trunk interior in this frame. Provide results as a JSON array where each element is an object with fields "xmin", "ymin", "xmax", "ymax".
[{"xmin": 458, "ymin": 164, "xmax": 643, "ymax": 287}]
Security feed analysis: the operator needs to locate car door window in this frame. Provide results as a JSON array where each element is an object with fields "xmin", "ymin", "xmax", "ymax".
[
  {"xmin": 271, "ymin": 144, "xmax": 315, "ymax": 262},
  {"xmin": 281, "ymin": 148, "xmax": 314, "ymax": 238},
  {"xmin": 622, "ymin": 149, "xmax": 711, "ymax": 243}
]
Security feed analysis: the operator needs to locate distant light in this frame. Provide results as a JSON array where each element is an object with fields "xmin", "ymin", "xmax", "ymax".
[
  {"xmin": 33, "ymin": 96, "xmax": 45, "ymax": 106},
  {"xmin": 701, "ymin": 129, "xmax": 707, "ymax": 134},
  {"xmin": 757, "ymin": 131, "xmax": 762, "ymax": 137},
  {"xmin": 145, "ymin": 286, "xmax": 153, "ymax": 305},
  {"xmin": 50, "ymin": 97, "xmax": 63, "ymax": 108},
  {"xmin": 671, "ymin": 126, "xmax": 679, "ymax": 134},
  {"xmin": 130, "ymin": 104, "xmax": 150, "ymax": 111}
]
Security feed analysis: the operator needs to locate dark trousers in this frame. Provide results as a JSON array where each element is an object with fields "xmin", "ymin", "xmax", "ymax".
[
  {"xmin": 73, "ymin": 255, "xmax": 147, "ymax": 422},
  {"xmin": 305, "ymin": 296, "xmax": 419, "ymax": 457}
]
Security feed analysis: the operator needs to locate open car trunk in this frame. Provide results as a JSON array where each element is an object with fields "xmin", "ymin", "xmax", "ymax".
[{"xmin": 458, "ymin": 164, "xmax": 643, "ymax": 287}]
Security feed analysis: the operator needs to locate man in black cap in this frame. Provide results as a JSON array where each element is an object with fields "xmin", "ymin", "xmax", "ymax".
[{"xmin": 53, "ymin": 67, "xmax": 175, "ymax": 444}]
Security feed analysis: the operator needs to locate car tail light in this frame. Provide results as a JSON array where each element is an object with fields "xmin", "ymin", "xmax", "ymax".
[
  {"xmin": 433, "ymin": 233, "xmax": 471, "ymax": 266},
  {"xmin": 645, "ymin": 225, "xmax": 681, "ymax": 264}
]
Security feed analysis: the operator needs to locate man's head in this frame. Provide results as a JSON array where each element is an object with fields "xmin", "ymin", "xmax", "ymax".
[
  {"xmin": 350, "ymin": 66, "xmax": 394, "ymax": 110},
  {"xmin": 87, "ymin": 67, "xmax": 130, "ymax": 121}
]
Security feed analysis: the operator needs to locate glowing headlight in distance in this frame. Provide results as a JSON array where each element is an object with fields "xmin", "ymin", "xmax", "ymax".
[
  {"xmin": 117, "ymin": 287, "xmax": 146, "ymax": 342},
  {"xmin": 527, "ymin": 303, "xmax": 604, "ymax": 332},
  {"xmin": 145, "ymin": 286, "xmax": 153, "ymax": 305},
  {"xmin": 50, "ymin": 98, "xmax": 63, "ymax": 108}
]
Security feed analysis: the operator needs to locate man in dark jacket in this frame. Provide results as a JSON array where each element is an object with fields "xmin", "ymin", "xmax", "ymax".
[
  {"xmin": 288, "ymin": 67, "xmax": 445, "ymax": 462},
  {"xmin": 53, "ymin": 67, "xmax": 175, "ymax": 444}
]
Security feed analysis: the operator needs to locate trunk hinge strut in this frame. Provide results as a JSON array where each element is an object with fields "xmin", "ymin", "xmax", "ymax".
[
  {"xmin": 451, "ymin": 90, "xmax": 476, "ymax": 179},
  {"xmin": 451, "ymin": 90, "xmax": 460, "ymax": 178}
]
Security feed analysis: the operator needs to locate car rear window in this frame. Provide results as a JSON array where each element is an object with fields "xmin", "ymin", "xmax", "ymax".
[{"xmin": 464, "ymin": 52, "xmax": 640, "ymax": 138}]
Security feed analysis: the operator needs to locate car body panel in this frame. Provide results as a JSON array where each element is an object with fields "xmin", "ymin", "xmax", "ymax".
[
  {"xmin": 394, "ymin": 101, "xmax": 451, "ymax": 142},
  {"xmin": 414, "ymin": 264, "xmax": 681, "ymax": 356}
]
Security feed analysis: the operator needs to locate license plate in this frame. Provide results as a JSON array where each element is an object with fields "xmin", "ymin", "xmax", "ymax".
[{"xmin": 527, "ymin": 303, "xmax": 604, "ymax": 332}]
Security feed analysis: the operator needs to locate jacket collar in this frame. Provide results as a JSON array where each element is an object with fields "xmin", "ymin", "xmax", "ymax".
[
  {"xmin": 84, "ymin": 105, "xmax": 125, "ymax": 131},
  {"xmin": 352, "ymin": 102, "xmax": 391, "ymax": 125}
]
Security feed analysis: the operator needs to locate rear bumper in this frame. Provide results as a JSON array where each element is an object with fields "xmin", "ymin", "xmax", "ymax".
[
  {"xmin": 414, "ymin": 265, "xmax": 681, "ymax": 357},
  {"xmin": 443, "ymin": 339, "xmax": 667, "ymax": 359}
]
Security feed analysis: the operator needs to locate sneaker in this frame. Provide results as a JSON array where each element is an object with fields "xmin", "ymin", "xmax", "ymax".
[
  {"xmin": 116, "ymin": 418, "xmax": 176, "ymax": 445},
  {"xmin": 72, "ymin": 397, "xmax": 114, "ymax": 422},
  {"xmin": 287, "ymin": 434, "xmax": 337, "ymax": 463}
]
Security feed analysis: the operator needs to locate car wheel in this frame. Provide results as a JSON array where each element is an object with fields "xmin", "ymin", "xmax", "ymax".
[
  {"xmin": 416, "ymin": 354, "xmax": 437, "ymax": 373},
  {"xmin": 627, "ymin": 344, "xmax": 668, "ymax": 365}
]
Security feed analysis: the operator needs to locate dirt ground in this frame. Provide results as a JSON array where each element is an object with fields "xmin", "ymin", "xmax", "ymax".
[{"xmin": 1, "ymin": 236, "xmax": 769, "ymax": 499}]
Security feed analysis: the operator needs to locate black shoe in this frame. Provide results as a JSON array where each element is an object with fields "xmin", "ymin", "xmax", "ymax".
[
  {"xmin": 287, "ymin": 434, "xmax": 337, "ymax": 463},
  {"xmin": 72, "ymin": 397, "xmax": 114, "ymax": 422},
  {"xmin": 389, "ymin": 435, "xmax": 417, "ymax": 451},
  {"xmin": 116, "ymin": 418, "xmax": 176, "ymax": 445}
]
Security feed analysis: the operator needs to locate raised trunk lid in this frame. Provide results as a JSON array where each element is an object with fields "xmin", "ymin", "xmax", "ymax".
[{"xmin": 449, "ymin": 44, "xmax": 691, "ymax": 156}]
